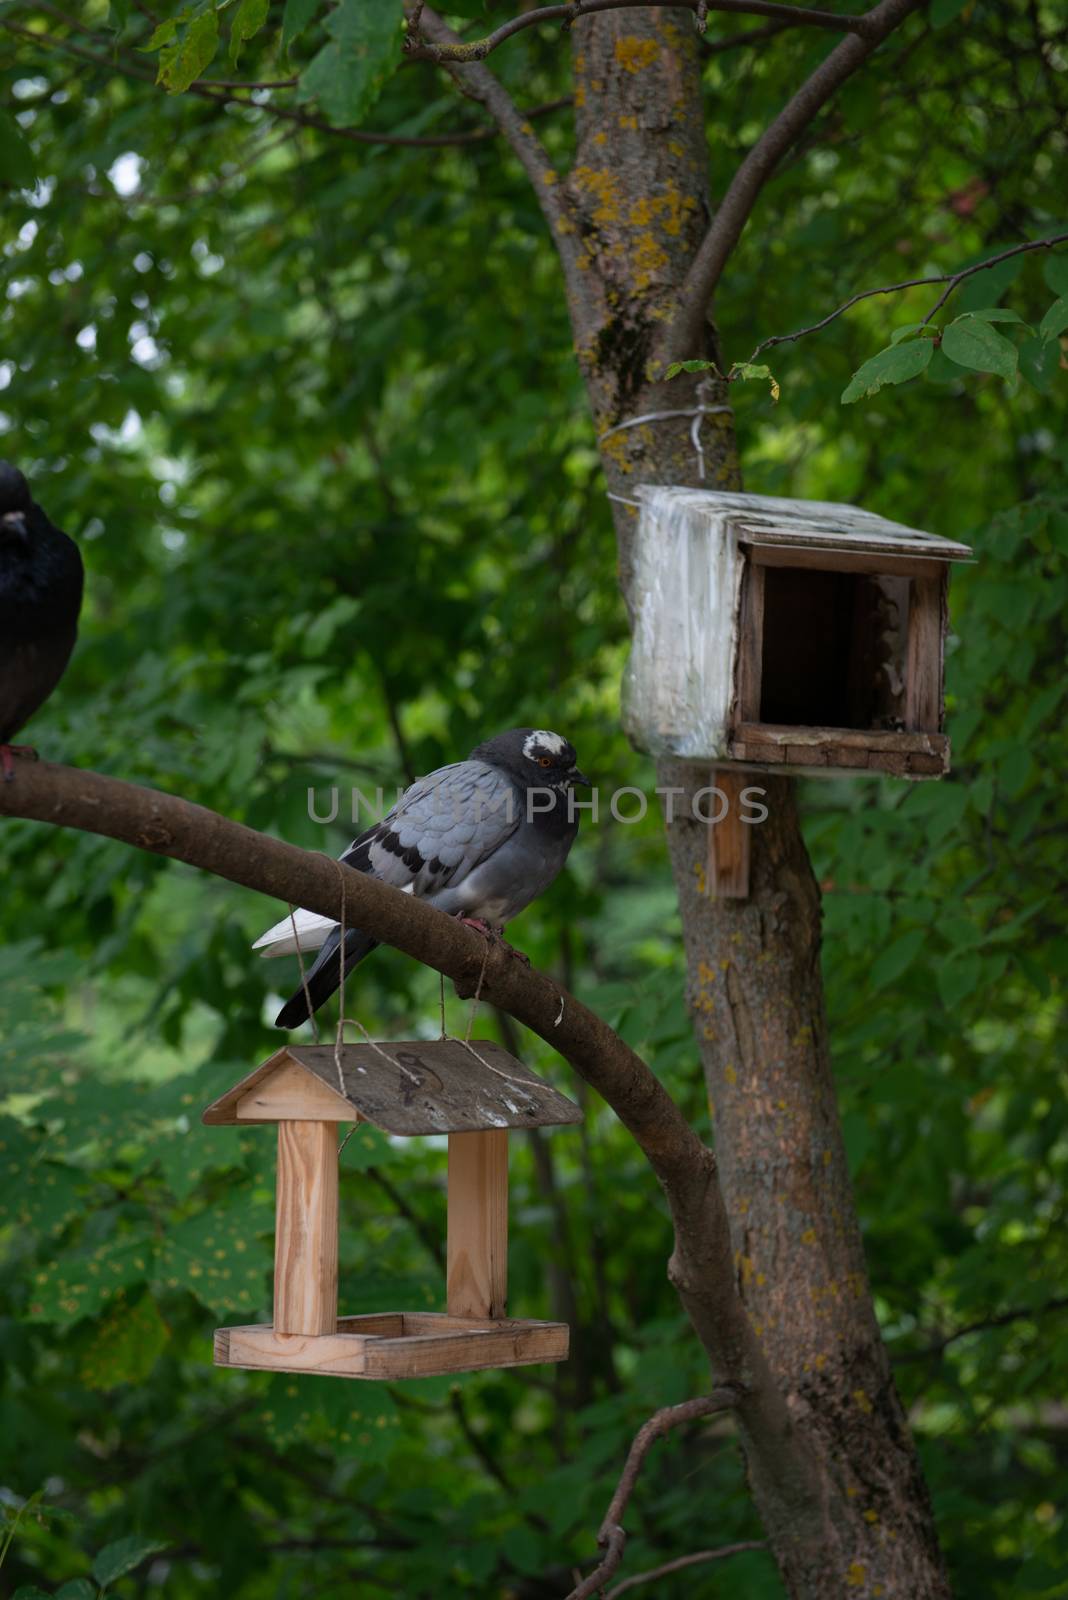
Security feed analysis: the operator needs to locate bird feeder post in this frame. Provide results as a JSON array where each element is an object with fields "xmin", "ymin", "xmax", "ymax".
[
  {"xmin": 273, "ymin": 1120, "xmax": 339, "ymax": 1336},
  {"xmin": 446, "ymin": 1129, "xmax": 509, "ymax": 1319}
]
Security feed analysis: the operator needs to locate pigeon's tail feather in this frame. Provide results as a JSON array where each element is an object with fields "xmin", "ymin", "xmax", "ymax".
[
  {"xmin": 275, "ymin": 925, "xmax": 378, "ymax": 1030},
  {"xmin": 253, "ymin": 907, "xmax": 336, "ymax": 959}
]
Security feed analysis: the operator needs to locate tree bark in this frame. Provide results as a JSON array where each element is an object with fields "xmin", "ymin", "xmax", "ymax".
[{"xmin": 564, "ymin": 9, "xmax": 950, "ymax": 1596}]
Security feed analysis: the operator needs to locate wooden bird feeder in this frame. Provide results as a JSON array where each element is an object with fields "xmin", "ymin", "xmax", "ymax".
[
  {"xmin": 202, "ymin": 1039, "xmax": 582, "ymax": 1380},
  {"xmin": 623, "ymin": 486, "xmax": 973, "ymax": 897}
]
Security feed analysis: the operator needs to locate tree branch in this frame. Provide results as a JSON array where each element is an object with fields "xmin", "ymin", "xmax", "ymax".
[
  {"xmin": 660, "ymin": 0, "xmax": 923, "ymax": 364},
  {"xmin": 603, "ymin": 1540, "xmax": 767, "ymax": 1596},
  {"xmin": 405, "ymin": 0, "xmax": 875, "ymax": 63},
  {"xmin": 414, "ymin": 7, "xmax": 585, "ymax": 299},
  {"xmin": 0, "ymin": 759, "xmax": 781, "ymax": 1404},
  {"xmin": 735, "ymin": 231, "xmax": 1068, "ymax": 366},
  {"xmin": 565, "ymin": 1392, "xmax": 739, "ymax": 1600},
  {"xmin": 1, "ymin": 18, "xmax": 570, "ymax": 150}
]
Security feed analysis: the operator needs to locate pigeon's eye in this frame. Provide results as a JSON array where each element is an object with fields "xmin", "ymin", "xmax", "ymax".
[{"xmin": 538, "ymin": 756, "xmax": 553, "ymax": 768}]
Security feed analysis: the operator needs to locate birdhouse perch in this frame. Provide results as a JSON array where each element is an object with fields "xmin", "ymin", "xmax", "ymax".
[{"xmin": 202, "ymin": 1040, "xmax": 582, "ymax": 1380}]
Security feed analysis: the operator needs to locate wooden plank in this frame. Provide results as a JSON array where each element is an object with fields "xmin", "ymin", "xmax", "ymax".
[
  {"xmin": 734, "ymin": 723, "xmax": 949, "ymax": 756},
  {"xmin": 746, "ymin": 543, "xmax": 951, "ymax": 579},
  {"xmin": 236, "ymin": 1059, "xmax": 354, "ymax": 1122},
  {"xmin": 217, "ymin": 1324, "xmax": 368, "ymax": 1376},
  {"xmin": 907, "ymin": 751, "xmax": 947, "ymax": 775},
  {"xmin": 707, "ymin": 769, "xmax": 750, "ymax": 899},
  {"xmin": 362, "ymin": 1322, "xmax": 567, "ymax": 1379},
  {"xmin": 867, "ymin": 751, "xmax": 909, "ymax": 776},
  {"xmin": 734, "ymin": 561, "xmax": 765, "ymax": 723},
  {"xmin": 788, "ymin": 745, "xmax": 828, "ymax": 766},
  {"xmin": 833, "ymin": 747, "xmax": 871, "ymax": 769},
  {"xmin": 274, "ymin": 1121, "xmax": 338, "ymax": 1336},
  {"xmin": 905, "ymin": 571, "xmax": 944, "ymax": 732},
  {"xmin": 214, "ymin": 1315, "xmax": 569, "ymax": 1379},
  {"xmin": 447, "ymin": 1130, "xmax": 509, "ymax": 1319}
]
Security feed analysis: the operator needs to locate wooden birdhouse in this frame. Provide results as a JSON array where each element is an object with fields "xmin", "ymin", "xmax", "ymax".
[
  {"xmin": 202, "ymin": 1040, "xmax": 582, "ymax": 1379},
  {"xmin": 623, "ymin": 486, "xmax": 972, "ymax": 780}
]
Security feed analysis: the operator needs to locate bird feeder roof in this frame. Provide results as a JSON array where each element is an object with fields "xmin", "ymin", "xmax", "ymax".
[
  {"xmin": 202, "ymin": 1040, "xmax": 583, "ymax": 1135},
  {"xmin": 636, "ymin": 487, "xmax": 973, "ymax": 563}
]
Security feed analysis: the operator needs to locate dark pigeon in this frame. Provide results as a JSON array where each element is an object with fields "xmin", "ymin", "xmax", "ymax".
[
  {"xmin": 0, "ymin": 463, "xmax": 84, "ymax": 780},
  {"xmin": 254, "ymin": 728, "xmax": 590, "ymax": 1029}
]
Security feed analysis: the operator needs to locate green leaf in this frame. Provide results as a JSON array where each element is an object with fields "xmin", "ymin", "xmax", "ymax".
[
  {"xmin": 56, "ymin": 1583, "xmax": 97, "ymax": 1599},
  {"xmin": 282, "ymin": 0, "xmax": 320, "ymax": 53},
  {"xmin": 1038, "ymin": 297, "xmax": 1068, "ymax": 343},
  {"xmin": 107, "ymin": 0, "xmax": 130, "ymax": 32},
  {"xmin": 91, "ymin": 1536, "xmax": 167, "ymax": 1590},
  {"xmin": 941, "ymin": 315, "xmax": 1018, "ymax": 379},
  {"xmin": 930, "ymin": 0, "xmax": 969, "ymax": 25},
  {"xmin": 937, "ymin": 953, "xmax": 982, "ymax": 1009},
  {"xmin": 869, "ymin": 929, "xmax": 926, "ymax": 990},
  {"xmin": 159, "ymin": 11, "xmax": 220, "ymax": 94},
  {"xmin": 730, "ymin": 361, "xmax": 779, "ymax": 400},
  {"xmin": 954, "ymin": 250, "xmax": 1025, "ymax": 312},
  {"xmin": 158, "ymin": 1191, "xmax": 272, "ymax": 1319},
  {"xmin": 1018, "ymin": 334, "xmax": 1061, "ymax": 393},
  {"xmin": 298, "ymin": 0, "xmax": 403, "ymax": 126},
  {"xmin": 0, "ymin": 106, "xmax": 37, "ymax": 188},
  {"xmin": 841, "ymin": 338, "xmax": 933, "ymax": 403},
  {"xmin": 889, "ymin": 322, "xmax": 928, "ymax": 344},
  {"xmin": 138, "ymin": 15, "xmax": 180, "ymax": 50},
  {"xmin": 1043, "ymin": 252, "xmax": 1068, "ymax": 297},
  {"xmin": 26, "ymin": 1240, "xmax": 158, "ymax": 1329},
  {"xmin": 79, "ymin": 1291, "xmax": 171, "ymax": 1390},
  {"xmin": 12, "ymin": 1589, "xmax": 53, "ymax": 1599},
  {"xmin": 965, "ymin": 306, "xmax": 1032, "ymax": 331},
  {"xmin": 229, "ymin": 0, "xmax": 269, "ymax": 67},
  {"xmin": 664, "ymin": 359, "xmax": 715, "ymax": 378}
]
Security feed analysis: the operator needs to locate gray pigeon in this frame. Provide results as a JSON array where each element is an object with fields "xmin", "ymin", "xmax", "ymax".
[{"xmin": 256, "ymin": 728, "xmax": 590, "ymax": 1029}]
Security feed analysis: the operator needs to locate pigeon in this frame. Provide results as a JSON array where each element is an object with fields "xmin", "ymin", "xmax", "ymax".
[
  {"xmin": 255, "ymin": 727, "xmax": 590, "ymax": 1029},
  {"xmin": 0, "ymin": 463, "xmax": 84, "ymax": 780}
]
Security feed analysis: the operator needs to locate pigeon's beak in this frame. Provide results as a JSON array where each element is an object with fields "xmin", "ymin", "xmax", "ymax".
[
  {"xmin": 569, "ymin": 767, "xmax": 592, "ymax": 788},
  {"xmin": 0, "ymin": 510, "xmax": 28, "ymax": 547}
]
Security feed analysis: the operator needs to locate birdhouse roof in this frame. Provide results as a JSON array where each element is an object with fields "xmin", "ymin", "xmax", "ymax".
[
  {"xmin": 635, "ymin": 486, "xmax": 973, "ymax": 562},
  {"xmin": 202, "ymin": 1040, "xmax": 583, "ymax": 1135}
]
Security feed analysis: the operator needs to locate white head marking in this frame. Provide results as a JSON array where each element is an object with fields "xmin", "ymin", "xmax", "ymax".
[{"xmin": 523, "ymin": 729, "xmax": 568, "ymax": 760}]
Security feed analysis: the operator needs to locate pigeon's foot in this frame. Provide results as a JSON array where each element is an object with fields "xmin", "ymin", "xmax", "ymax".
[
  {"xmin": 0, "ymin": 744, "xmax": 37, "ymax": 782},
  {"xmin": 454, "ymin": 915, "xmax": 531, "ymax": 966}
]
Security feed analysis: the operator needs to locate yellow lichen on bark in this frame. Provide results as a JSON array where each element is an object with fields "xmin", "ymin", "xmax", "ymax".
[{"xmin": 614, "ymin": 35, "xmax": 660, "ymax": 72}]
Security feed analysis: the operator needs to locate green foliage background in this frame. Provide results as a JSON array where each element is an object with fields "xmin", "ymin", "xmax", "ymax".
[{"xmin": 1, "ymin": 2, "xmax": 1066, "ymax": 1596}]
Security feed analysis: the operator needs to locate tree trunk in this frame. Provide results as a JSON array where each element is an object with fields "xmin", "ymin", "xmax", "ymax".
[{"xmin": 564, "ymin": 10, "xmax": 951, "ymax": 1596}]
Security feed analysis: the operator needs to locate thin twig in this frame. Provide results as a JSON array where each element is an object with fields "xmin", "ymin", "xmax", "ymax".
[
  {"xmin": 603, "ymin": 1541, "xmax": 766, "ymax": 1597},
  {"xmin": 405, "ymin": 0, "xmax": 874, "ymax": 62},
  {"xmin": 566, "ymin": 1391, "xmax": 738, "ymax": 1600},
  {"xmin": 661, "ymin": 0, "xmax": 924, "ymax": 363},
  {"xmin": 893, "ymin": 1294, "xmax": 1068, "ymax": 1364},
  {"xmin": 738, "ymin": 231, "xmax": 1068, "ymax": 365}
]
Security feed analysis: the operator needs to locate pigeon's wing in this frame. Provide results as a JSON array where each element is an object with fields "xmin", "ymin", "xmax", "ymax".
[
  {"xmin": 352, "ymin": 760, "xmax": 522, "ymax": 895},
  {"xmin": 269, "ymin": 760, "xmax": 521, "ymax": 1029},
  {"xmin": 252, "ymin": 760, "xmax": 519, "ymax": 959}
]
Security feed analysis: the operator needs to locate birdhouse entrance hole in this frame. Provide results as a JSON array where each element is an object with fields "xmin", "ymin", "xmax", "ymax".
[
  {"xmin": 756, "ymin": 566, "xmax": 911, "ymax": 731},
  {"xmin": 732, "ymin": 546, "xmax": 951, "ymax": 776},
  {"xmin": 202, "ymin": 1041, "xmax": 581, "ymax": 1380}
]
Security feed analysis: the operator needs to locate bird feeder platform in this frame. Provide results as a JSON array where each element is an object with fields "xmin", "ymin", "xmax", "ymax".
[{"xmin": 203, "ymin": 1039, "xmax": 582, "ymax": 1379}]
